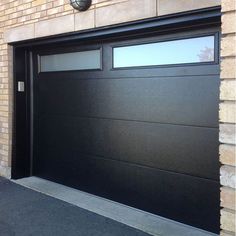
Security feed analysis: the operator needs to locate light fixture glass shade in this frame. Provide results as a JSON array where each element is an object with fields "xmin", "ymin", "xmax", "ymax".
[{"xmin": 70, "ymin": 0, "xmax": 92, "ymax": 11}]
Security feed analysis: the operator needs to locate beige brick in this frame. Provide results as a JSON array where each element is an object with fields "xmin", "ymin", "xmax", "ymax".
[
  {"xmin": 4, "ymin": 23, "xmax": 34, "ymax": 43},
  {"xmin": 221, "ymin": 187, "xmax": 236, "ymax": 210},
  {"xmin": 37, "ymin": 2, "xmax": 53, "ymax": 11},
  {"xmin": 220, "ymin": 144, "xmax": 236, "ymax": 166},
  {"xmin": 9, "ymin": 1, "xmax": 17, "ymax": 8},
  {"xmin": 220, "ymin": 230, "xmax": 235, "ymax": 236},
  {"xmin": 0, "ymin": 149, "xmax": 8, "ymax": 156},
  {"xmin": 17, "ymin": 3, "xmax": 31, "ymax": 11},
  {"xmin": 53, "ymin": 0, "xmax": 65, "ymax": 7},
  {"xmin": 4, "ymin": 7, "xmax": 17, "ymax": 15},
  {"xmin": 220, "ymin": 124, "xmax": 236, "ymax": 145},
  {"xmin": 5, "ymin": 19, "xmax": 18, "ymax": 26},
  {"xmin": 221, "ymin": 209, "xmax": 236, "ymax": 233},
  {"xmin": 221, "ymin": 58, "xmax": 236, "ymax": 79},
  {"xmin": 2, "ymin": 144, "xmax": 9, "ymax": 151},
  {"xmin": 23, "ymin": 7, "xmax": 37, "ymax": 15},
  {"xmin": 9, "ymin": 11, "xmax": 23, "ymax": 19},
  {"xmin": 64, "ymin": 3, "xmax": 72, "ymax": 12},
  {"xmin": 0, "ymin": 159, "xmax": 7, "ymax": 166},
  {"xmin": 222, "ymin": 11, "xmax": 236, "ymax": 34},
  {"xmin": 17, "ymin": 15, "xmax": 31, "ymax": 23},
  {"xmin": 222, "ymin": 0, "xmax": 236, "ymax": 12},
  {"xmin": 220, "ymin": 165, "xmax": 236, "ymax": 188},
  {"xmin": 47, "ymin": 6, "xmax": 64, "ymax": 16},
  {"xmin": 158, "ymin": 0, "xmax": 220, "ymax": 16},
  {"xmin": 30, "ymin": 12, "xmax": 42, "ymax": 20},
  {"xmin": 0, "ymin": 117, "xmax": 9, "ymax": 123},
  {"xmin": 32, "ymin": 0, "xmax": 47, "ymax": 7},
  {"xmin": 220, "ymin": 102, "xmax": 236, "ymax": 123},
  {"xmin": 75, "ymin": 10, "xmax": 94, "ymax": 31},
  {"xmin": 96, "ymin": 0, "xmax": 156, "ymax": 27},
  {"xmin": 35, "ymin": 14, "xmax": 74, "ymax": 38},
  {"xmin": 0, "ymin": 165, "xmax": 10, "ymax": 178},
  {"xmin": 0, "ymin": 105, "xmax": 8, "ymax": 112},
  {"xmin": 220, "ymin": 80, "xmax": 236, "ymax": 101},
  {"xmin": 0, "ymin": 14, "xmax": 8, "ymax": 22},
  {"xmin": 221, "ymin": 35, "xmax": 236, "ymax": 57}
]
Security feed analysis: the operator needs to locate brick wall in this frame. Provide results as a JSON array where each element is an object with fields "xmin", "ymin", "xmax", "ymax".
[{"xmin": 220, "ymin": 0, "xmax": 236, "ymax": 235}]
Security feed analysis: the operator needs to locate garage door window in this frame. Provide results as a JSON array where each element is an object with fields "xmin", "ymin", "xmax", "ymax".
[
  {"xmin": 40, "ymin": 49, "xmax": 101, "ymax": 72},
  {"xmin": 113, "ymin": 35, "xmax": 215, "ymax": 68}
]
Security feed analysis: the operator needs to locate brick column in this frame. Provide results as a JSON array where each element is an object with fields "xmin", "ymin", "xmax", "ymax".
[
  {"xmin": 220, "ymin": 0, "xmax": 236, "ymax": 235},
  {"xmin": 0, "ymin": 4, "xmax": 11, "ymax": 178}
]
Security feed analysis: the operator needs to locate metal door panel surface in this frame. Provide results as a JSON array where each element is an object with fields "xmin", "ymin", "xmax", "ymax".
[{"xmin": 32, "ymin": 29, "xmax": 220, "ymax": 233}]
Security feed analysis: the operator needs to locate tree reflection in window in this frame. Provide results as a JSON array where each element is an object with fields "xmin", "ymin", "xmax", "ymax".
[{"xmin": 198, "ymin": 47, "xmax": 214, "ymax": 62}]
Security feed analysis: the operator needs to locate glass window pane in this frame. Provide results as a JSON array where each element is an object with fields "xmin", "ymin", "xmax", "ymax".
[
  {"xmin": 113, "ymin": 36, "xmax": 215, "ymax": 68},
  {"xmin": 40, "ymin": 49, "xmax": 101, "ymax": 72}
]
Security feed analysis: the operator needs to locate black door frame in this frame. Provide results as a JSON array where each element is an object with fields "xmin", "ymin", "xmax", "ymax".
[{"xmin": 11, "ymin": 6, "xmax": 221, "ymax": 179}]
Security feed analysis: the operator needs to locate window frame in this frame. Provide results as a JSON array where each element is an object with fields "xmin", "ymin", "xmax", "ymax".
[
  {"xmin": 37, "ymin": 45, "xmax": 103, "ymax": 73},
  {"xmin": 111, "ymin": 32, "xmax": 219, "ymax": 70}
]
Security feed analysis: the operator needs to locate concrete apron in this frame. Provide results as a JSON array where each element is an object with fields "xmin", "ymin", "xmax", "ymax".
[{"xmin": 13, "ymin": 177, "xmax": 218, "ymax": 236}]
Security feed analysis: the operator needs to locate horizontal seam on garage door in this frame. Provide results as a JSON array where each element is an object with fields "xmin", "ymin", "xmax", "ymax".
[
  {"xmin": 39, "ymin": 114, "xmax": 219, "ymax": 129},
  {"xmin": 44, "ymin": 151, "xmax": 219, "ymax": 183}
]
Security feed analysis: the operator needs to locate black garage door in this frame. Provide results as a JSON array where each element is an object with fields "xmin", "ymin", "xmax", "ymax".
[{"xmin": 32, "ymin": 27, "xmax": 220, "ymax": 233}]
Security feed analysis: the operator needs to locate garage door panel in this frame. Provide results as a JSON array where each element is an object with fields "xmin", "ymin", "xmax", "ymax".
[
  {"xmin": 38, "ymin": 115, "xmax": 219, "ymax": 180},
  {"xmin": 109, "ymin": 65, "xmax": 220, "ymax": 78},
  {"xmin": 33, "ymin": 29, "xmax": 220, "ymax": 233},
  {"xmin": 38, "ymin": 75, "xmax": 219, "ymax": 127},
  {"xmin": 35, "ymin": 147, "xmax": 219, "ymax": 233},
  {"xmin": 39, "ymin": 64, "xmax": 219, "ymax": 79}
]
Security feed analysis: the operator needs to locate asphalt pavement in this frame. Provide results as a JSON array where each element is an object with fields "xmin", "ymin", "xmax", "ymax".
[{"xmin": 0, "ymin": 177, "xmax": 151, "ymax": 236}]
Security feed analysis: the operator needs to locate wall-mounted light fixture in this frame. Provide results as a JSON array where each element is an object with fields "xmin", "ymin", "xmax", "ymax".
[{"xmin": 70, "ymin": 0, "xmax": 92, "ymax": 11}]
